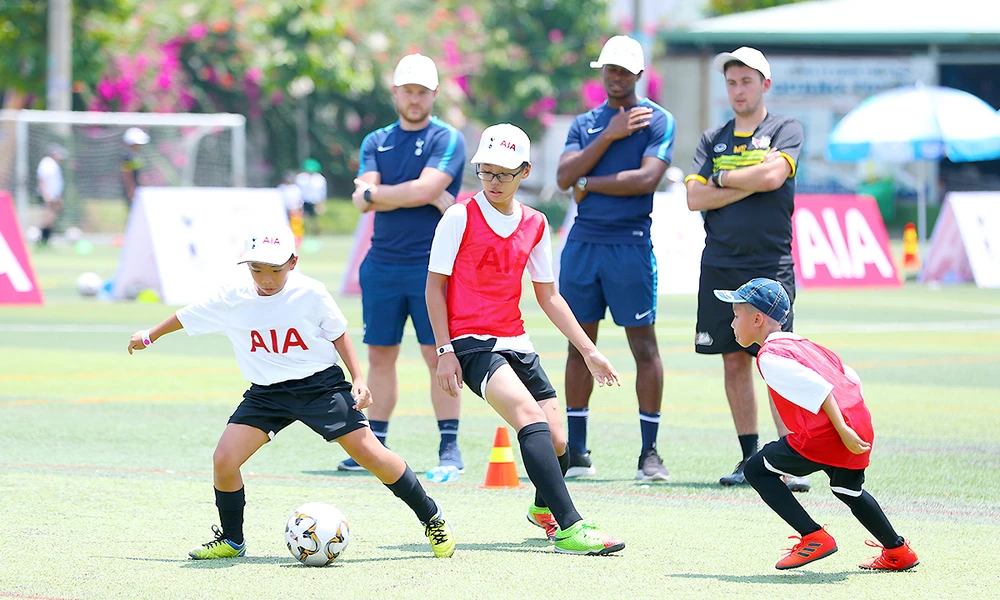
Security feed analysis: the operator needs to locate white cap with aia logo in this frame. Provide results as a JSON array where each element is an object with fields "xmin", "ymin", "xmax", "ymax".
[
  {"xmin": 471, "ymin": 123, "xmax": 531, "ymax": 170},
  {"xmin": 590, "ymin": 35, "xmax": 644, "ymax": 75},
  {"xmin": 238, "ymin": 227, "xmax": 297, "ymax": 266},
  {"xmin": 393, "ymin": 53, "xmax": 439, "ymax": 91}
]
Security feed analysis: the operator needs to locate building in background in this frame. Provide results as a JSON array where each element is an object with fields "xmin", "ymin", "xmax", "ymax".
[{"xmin": 659, "ymin": 0, "xmax": 1000, "ymax": 230}]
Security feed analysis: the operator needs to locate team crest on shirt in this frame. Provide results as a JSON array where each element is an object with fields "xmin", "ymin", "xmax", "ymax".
[
  {"xmin": 713, "ymin": 143, "xmax": 727, "ymax": 153},
  {"xmin": 415, "ymin": 138, "xmax": 425, "ymax": 156},
  {"xmin": 752, "ymin": 135, "xmax": 771, "ymax": 149}
]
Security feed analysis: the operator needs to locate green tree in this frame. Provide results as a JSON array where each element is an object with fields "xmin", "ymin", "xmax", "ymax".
[
  {"xmin": 463, "ymin": 0, "xmax": 610, "ymax": 141},
  {"xmin": 706, "ymin": 0, "xmax": 809, "ymax": 16},
  {"xmin": 0, "ymin": 0, "xmax": 128, "ymax": 106}
]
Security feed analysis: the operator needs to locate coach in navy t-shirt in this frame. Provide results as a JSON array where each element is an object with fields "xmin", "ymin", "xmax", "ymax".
[
  {"xmin": 347, "ymin": 54, "xmax": 467, "ymax": 473},
  {"xmin": 556, "ymin": 35, "xmax": 675, "ymax": 482}
]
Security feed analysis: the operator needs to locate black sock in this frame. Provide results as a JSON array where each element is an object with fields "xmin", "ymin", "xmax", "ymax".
[
  {"xmin": 40, "ymin": 227, "xmax": 52, "ymax": 244},
  {"xmin": 535, "ymin": 450, "xmax": 570, "ymax": 508},
  {"xmin": 519, "ymin": 423, "xmax": 581, "ymax": 530},
  {"xmin": 739, "ymin": 434, "xmax": 759, "ymax": 462},
  {"xmin": 566, "ymin": 408, "xmax": 588, "ymax": 454},
  {"xmin": 833, "ymin": 489, "xmax": 904, "ymax": 548},
  {"xmin": 743, "ymin": 454, "xmax": 821, "ymax": 536},
  {"xmin": 385, "ymin": 465, "xmax": 439, "ymax": 524},
  {"xmin": 215, "ymin": 487, "xmax": 246, "ymax": 545}
]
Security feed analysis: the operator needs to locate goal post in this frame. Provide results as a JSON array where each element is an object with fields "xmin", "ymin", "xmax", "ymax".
[{"xmin": 0, "ymin": 109, "xmax": 246, "ymax": 231}]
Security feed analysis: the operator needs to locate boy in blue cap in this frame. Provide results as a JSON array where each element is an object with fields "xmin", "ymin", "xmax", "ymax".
[{"xmin": 714, "ymin": 278, "xmax": 919, "ymax": 571}]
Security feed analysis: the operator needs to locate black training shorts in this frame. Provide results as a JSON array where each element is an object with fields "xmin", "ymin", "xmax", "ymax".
[
  {"xmin": 695, "ymin": 263, "xmax": 795, "ymax": 356},
  {"xmin": 230, "ymin": 365, "xmax": 368, "ymax": 442}
]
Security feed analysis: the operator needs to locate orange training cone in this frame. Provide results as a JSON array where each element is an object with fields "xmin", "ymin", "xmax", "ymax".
[
  {"xmin": 481, "ymin": 426, "xmax": 522, "ymax": 489},
  {"xmin": 901, "ymin": 222, "xmax": 921, "ymax": 270}
]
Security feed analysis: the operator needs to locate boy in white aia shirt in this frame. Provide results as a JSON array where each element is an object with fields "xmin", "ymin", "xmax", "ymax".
[{"xmin": 127, "ymin": 228, "xmax": 455, "ymax": 560}]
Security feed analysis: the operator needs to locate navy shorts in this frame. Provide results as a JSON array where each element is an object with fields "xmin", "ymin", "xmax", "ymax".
[
  {"xmin": 359, "ymin": 256, "xmax": 435, "ymax": 346},
  {"xmin": 752, "ymin": 437, "xmax": 866, "ymax": 496},
  {"xmin": 696, "ymin": 263, "xmax": 795, "ymax": 356},
  {"xmin": 231, "ymin": 365, "xmax": 368, "ymax": 442},
  {"xmin": 453, "ymin": 338, "xmax": 556, "ymax": 401},
  {"xmin": 559, "ymin": 239, "xmax": 657, "ymax": 327}
]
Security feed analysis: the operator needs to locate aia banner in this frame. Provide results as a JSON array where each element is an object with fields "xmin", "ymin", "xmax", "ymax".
[
  {"xmin": 792, "ymin": 194, "xmax": 899, "ymax": 288},
  {"xmin": 0, "ymin": 191, "xmax": 44, "ymax": 305}
]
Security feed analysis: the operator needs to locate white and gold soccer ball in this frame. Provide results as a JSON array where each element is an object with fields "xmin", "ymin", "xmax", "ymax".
[{"xmin": 285, "ymin": 502, "xmax": 350, "ymax": 566}]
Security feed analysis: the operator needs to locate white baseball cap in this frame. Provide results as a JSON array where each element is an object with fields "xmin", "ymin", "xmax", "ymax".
[
  {"xmin": 123, "ymin": 127, "xmax": 150, "ymax": 145},
  {"xmin": 590, "ymin": 35, "xmax": 644, "ymax": 75},
  {"xmin": 238, "ymin": 227, "xmax": 297, "ymax": 266},
  {"xmin": 713, "ymin": 47, "xmax": 771, "ymax": 80},
  {"xmin": 470, "ymin": 123, "xmax": 531, "ymax": 170},
  {"xmin": 393, "ymin": 54, "xmax": 439, "ymax": 91}
]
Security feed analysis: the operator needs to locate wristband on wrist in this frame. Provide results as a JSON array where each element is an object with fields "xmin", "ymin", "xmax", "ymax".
[
  {"xmin": 436, "ymin": 343, "xmax": 454, "ymax": 357},
  {"xmin": 142, "ymin": 330, "xmax": 153, "ymax": 346}
]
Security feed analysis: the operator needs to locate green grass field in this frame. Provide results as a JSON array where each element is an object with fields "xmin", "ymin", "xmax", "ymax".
[{"xmin": 2, "ymin": 237, "xmax": 999, "ymax": 599}]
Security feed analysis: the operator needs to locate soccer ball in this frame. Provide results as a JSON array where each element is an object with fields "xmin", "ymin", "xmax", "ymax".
[
  {"xmin": 285, "ymin": 502, "xmax": 350, "ymax": 566},
  {"xmin": 76, "ymin": 272, "xmax": 102, "ymax": 297}
]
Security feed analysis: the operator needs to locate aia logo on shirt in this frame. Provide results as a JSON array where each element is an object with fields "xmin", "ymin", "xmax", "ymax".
[
  {"xmin": 476, "ymin": 246, "xmax": 527, "ymax": 274},
  {"xmin": 250, "ymin": 328, "xmax": 309, "ymax": 353}
]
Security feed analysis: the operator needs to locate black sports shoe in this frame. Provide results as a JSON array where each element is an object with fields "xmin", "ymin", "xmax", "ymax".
[
  {"xmin": 719, "ymin": 461, "xmax": 748, "ymax": 486},
  {"xmin": 564, "ymin": 449, "xmax": 596, "ymax": 478},
  {"xmin": 635, "ymin": 447, "xmax": 670, "ymax": 482}
]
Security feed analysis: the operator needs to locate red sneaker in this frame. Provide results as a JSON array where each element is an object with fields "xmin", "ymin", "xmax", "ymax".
[
  {"xmin": 775, "ymin": 528, "xmax": 838, "ymax": 570},
  {"xmin": 859, "ymin": 540, "xmax": 919, "ymax": 571}
]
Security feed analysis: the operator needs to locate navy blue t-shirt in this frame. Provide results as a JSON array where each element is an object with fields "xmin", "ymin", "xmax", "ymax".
[
  {"xmin": 358, "ymin": 117, "xmax": 466, "ymax": 265},
  {"xmin": 563, "ymin": 99, "xmax": 675, "ymax": 244}
]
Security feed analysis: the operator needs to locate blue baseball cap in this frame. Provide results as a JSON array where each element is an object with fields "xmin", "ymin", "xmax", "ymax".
[{"xmin": 714, "ymin": 278, "xmax": 790, "ymax": 324}]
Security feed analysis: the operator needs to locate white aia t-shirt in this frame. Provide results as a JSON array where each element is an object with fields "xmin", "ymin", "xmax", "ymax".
[{"xmin": 176, "ymin": 270, "xmax": 348, "ymax": 385}]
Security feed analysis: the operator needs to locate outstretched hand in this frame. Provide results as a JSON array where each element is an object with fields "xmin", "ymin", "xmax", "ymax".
[
  {"xmin": 126, "ymin": 330, "xmax": 147, "ymax": 355},
  {"xmin": 583, "ymin": 350, "xmax": 621, "ymax": 387}
]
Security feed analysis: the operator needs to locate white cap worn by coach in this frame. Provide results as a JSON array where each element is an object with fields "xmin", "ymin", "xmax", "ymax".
[
  {"xmin": 393, "ymin": 53, "xmax": 439, "ymax": 91},
  {"xmin": 590, "ymin": 35, "xmax": 644, "ymax": 75},
  {"xmin": 712, "ymin": 46, "xmax": 771, "ymax": 80},
  {"xmin": 238, "ymin": 227, "xmax": 297, "ymax": 266},
  {"xmin": 123, "ymin": 127, "xmax": 150, "ymax": 145},
  {"xmin": 471, "ymin": 123, "xmax": 531, "ymax": 169}
]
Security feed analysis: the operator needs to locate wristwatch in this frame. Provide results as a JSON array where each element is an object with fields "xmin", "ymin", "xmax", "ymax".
[
  {"xmin": 363, "ymin": 188, "xmax": 373, "ymax": 203},
  {"xmin": 576, "ymin": 177, "xmax": 588, "ymax": 192},
  {"xmin": 712, "ymin": 170, "xmax": 725, "ymax": 188},
  {"xmin": 436, "ymin": 344, "xmax": 454, "ymax": 357}
]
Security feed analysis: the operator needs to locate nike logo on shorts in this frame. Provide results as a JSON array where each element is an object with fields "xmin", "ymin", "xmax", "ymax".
[
  {"xmin": 377, "ymin": 145, "xmax": 394, "ymax": 152},
  {"xmin": 587, "ymin": 126, "xmax": 604, "ymax": 134},
  {"xmin": 635, "ymin": 309, "xmax": 653, "ymax": 320}
]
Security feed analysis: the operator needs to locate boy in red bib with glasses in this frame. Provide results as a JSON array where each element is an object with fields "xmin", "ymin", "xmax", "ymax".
[{"xmin": 425, "ymin": 123, "xmax": 625, "ymax": 555}]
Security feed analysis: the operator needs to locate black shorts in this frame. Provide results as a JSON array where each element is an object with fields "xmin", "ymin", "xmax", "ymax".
[
  {"xmin": 454, "ymin": 339, "xmax": 556, "ymax": 402},
  {"xmin": 696, "ymin": 263, "xmax": 796, "ymax": 356},
  {"xmin": 755, "ymin": 437, "xmax": 865, "ymax": 496},
  {"xmin": 230, "ymin": 365, "xmax": 368, "ymax": 442}
]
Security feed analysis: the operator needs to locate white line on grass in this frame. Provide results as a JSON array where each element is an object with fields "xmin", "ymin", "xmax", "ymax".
[{"xmin": 4, "ymin": 320, "xmax": 1000, "ymax": 336}]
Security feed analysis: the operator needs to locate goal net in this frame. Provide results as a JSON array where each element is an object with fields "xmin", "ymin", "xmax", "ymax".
[{"xmin": 0, "ymin": 110, "xmax": 246, "ymax": 234}]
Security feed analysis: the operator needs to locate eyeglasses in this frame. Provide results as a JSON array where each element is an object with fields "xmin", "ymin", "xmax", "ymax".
[{"xmin": 476, "ymin": 165, "xmax": 525, "ymax": 183}]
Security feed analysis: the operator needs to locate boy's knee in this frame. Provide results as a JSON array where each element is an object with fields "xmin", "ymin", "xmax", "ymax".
[{"xmin": 742, "ymin": 453, "xmax": 768, "ymax": 485}]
